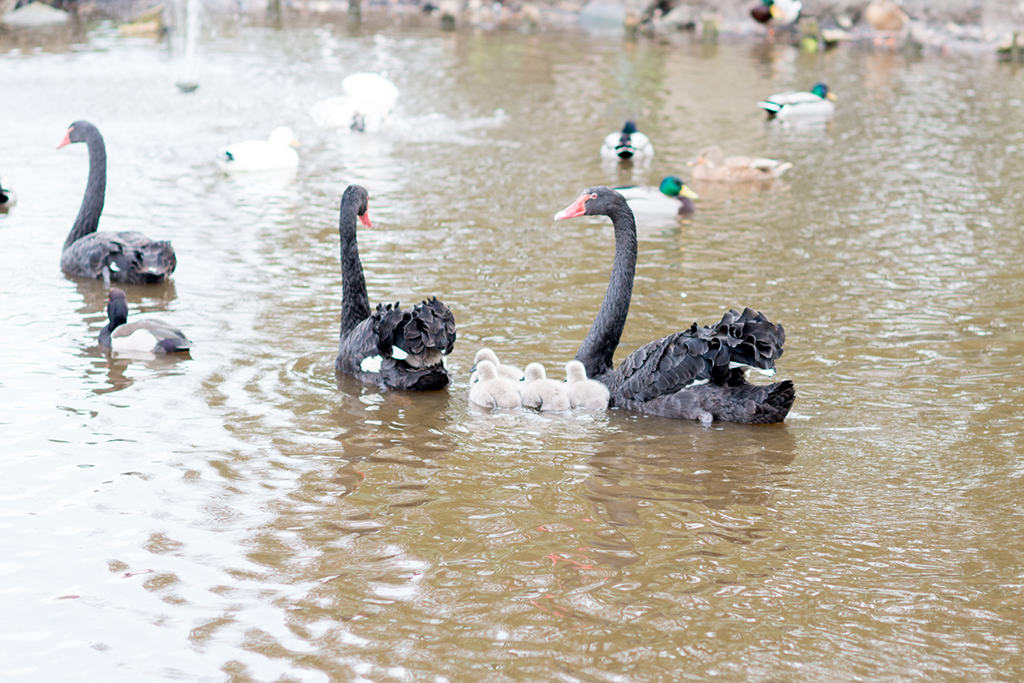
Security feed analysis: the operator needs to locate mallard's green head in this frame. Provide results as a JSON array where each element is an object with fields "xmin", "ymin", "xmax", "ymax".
[
  {"xmin": 811, "ymin": 82, "xmax": 838, "ymax": 100},
  {"xmin": 659, "ymin": 176, "xmax": 699, "ymax": 200}
]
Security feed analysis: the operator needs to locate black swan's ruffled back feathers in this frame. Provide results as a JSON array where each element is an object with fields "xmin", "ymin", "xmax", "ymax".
[
  {"xmin": 337, "ymin": 299, "xmax": 456, "ymax": 391},
  {"xmin": 61, "ymin": 231, "xmax": 177, "ymax": 284},
  {"xmin": 375, "ymin": 297, "xmax": 456, "ymax": 360},
  {"xmin": 612, "ymin": 308, "xmax": 785, "ymax": 401},
  {"xmin": 369, "ymin": 298, "xmax": 456, "ymax": 368},
  {"xmin": 605, "ymin": 307, "xmax": 792, "ymax": 423}
]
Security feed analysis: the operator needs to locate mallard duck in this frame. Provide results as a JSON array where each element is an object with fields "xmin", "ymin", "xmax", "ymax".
[
  {"xmin": 751, "ymin": 0, "xmax": 801, "ymax": 30},
  {"xmin": 600, "ymin": 121, "xmax": 654, "ymax": 162},
  {"xmin": 864, "ymin": 0, "xmax": 907, "ymax": 32},
  {"xmin": 216, "ymin": 127, "xmax": 299, "ymax": 173},
  {"xmin": 757, "ymin": 83, "xmax": 837, "ymax": 123},
  {"xmin": 615, "ymin": 175, "xmax": 699, "ymax": 216},
  {"xmin": 688, "ymin": 146, "xmax": 792, "ymax": 183}
]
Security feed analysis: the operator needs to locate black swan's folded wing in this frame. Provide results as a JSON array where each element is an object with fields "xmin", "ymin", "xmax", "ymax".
[
  {"xmin": 63, "ymin": 231, "xmax": 176, "ymax": 283},
  {"xmin": 614, "ymin": 308, "xmax": 786, "ymax": 402}
]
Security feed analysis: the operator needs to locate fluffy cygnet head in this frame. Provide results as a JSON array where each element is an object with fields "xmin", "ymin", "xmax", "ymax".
[
  {"xmin": 524, "ymin": 362, "xmax": 547, "ymax": 382},
  {"xmin": 565, "ymin": 360, "xmax": 589, "ymax": 383},
  {"xmin": 475, "ymin": 360, "xmax": 499, "ymax": 382},
  {"xmin": 474, "ymin": 348, "xmax": 501, "ymax": 367}
]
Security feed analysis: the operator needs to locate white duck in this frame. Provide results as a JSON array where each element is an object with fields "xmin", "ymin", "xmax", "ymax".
[
  {"xmin": 521, "ymin": 363, "xmax": 570, "ymax": 412},
  {"xmin": 470, "ymin": 347, "xmax": 524, "ymax": 383},
  {"xmin": 469, "ymin": 360, "xmax": 523, "ymax": 409},
  {"xmin": 564, "ymin": 360, "xmax": 610, "ymax": 410},
  {"xmin": 757, "ymin": 83, "xmax": 837, "ymax": 124},
  {"xmin": 599, "ymin": 121, "xmax": 654, "ymax": 162},
  {"xmin": 310, "ymin": 72, "xmax": 399, "ymax": 133},
  {"xmin": 216, "ymin": 127, "xmax": 299, "ymax": 172}
]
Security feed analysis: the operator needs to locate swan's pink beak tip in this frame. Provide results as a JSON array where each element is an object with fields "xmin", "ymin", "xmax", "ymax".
[
  {"xmin": 554, "ymin": 194, "xmax": 589, "ymax": 221},
  {"xmin": 359, "ymin": 213, "xmax": 372, "ymax": 228},
  {"xmin": 56, "ymin": 129, "xmax": 72, "ymax": 149}
]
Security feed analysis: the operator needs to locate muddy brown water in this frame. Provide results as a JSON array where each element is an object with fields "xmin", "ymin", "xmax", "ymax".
[{"xmin": 1, "ymin": 19, "xmax": 1023, "ymax": 682}]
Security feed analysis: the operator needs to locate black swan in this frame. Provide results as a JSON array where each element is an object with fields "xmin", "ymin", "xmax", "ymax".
[
  {"xmin": 554, "ymin": 186, "xmax": 795, "ymax": 425},
  {"xmin": 334, "ymin": 185, "xmax": 456, "ymax": 391},
  {"xmin": 99, "ymin": 288, "xmax": 192, "ymax": 353},
  {"xmin": 57, "ymin": 121, "xmax": 176, "ymax": 284}
]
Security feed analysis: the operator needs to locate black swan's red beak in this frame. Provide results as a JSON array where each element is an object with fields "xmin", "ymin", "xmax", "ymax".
[
  {"xmin": 554, "ymin": 193, "xmax": 594, "ymax": 220},
  {"xmin": 56, "ymin": 127, "xmax": 73, "ymax": 149},
  {"xmin": 359, "ymin": 212, "xmax": 372, "ymax": 228}
]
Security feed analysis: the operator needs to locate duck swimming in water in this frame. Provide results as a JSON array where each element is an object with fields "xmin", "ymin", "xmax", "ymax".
[
  {"xmin": 99, "ymin": 288, "xmax": 192, "ymax": 354},
  {"xmin": 757, "ymin": 83, "xmax": 837, "ymax": 124},
  {"xmin": 615, "ymin": 175, "xmax": 699, "ymax": 216},
  {"xmin": 216, "ymin": 127, "xmax": 300, "ymax": 173},
  {"xmin": 600, "ymin": 121, "xmax": 654, "ymax": 162},
  {"xmin": 688, "ymin": 146, "xmax": 792, "ymax": 183}
]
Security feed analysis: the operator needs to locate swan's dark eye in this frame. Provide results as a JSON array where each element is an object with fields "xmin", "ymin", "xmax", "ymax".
[{"xmin": 588, "ymin": 193, "xmax": 597, "ymax": 201}]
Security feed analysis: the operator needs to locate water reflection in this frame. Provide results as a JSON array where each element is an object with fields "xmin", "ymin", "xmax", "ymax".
[
  {"xmin": 71, "ymin": 276, "xmax": 179, "ymax": 312},
  {"xmin": 601, "ymin": 156, "xmax": 652, "ymax": 184},
  {"xmin": 78, "ymin": 344, "xmax": 192, "ymax": 394}
]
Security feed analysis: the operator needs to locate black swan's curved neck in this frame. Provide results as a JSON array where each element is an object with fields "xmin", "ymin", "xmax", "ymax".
[
  {"xmin": 338, "ymin": 193, "xmax": 371, "ymax": 336},
  {"xmin": 575, "ymin": 201, "xmax": 637, "ymax": 379},
  {"xmin": 64, "ymin": 126, "xmax": 106, "ymax": 251}
]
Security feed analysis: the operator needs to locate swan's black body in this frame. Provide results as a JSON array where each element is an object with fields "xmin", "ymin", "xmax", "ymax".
[
  {"xmin": 555, "ymin": 186, "xmax": 794, "ymax": 424},
  {"xmin": 99, "ymin": 288, "xmax": 192, "ymax": 353},
  {"xmin": 334, "ymin": 185, "xmax": 456, "ymax": 391},
  {"xmin": 58, "ymin": 121, "xmax": 176, "ymax": 285}
]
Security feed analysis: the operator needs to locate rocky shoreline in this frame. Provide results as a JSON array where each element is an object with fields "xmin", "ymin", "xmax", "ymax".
[{"xmin": 3, "ymin": 0, "xmax": 1022, "ymax": 56}]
